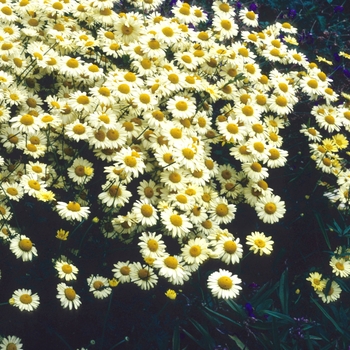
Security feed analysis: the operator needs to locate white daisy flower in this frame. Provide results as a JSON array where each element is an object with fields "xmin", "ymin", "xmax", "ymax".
[
  {"xmin": 87, "ymin": 274, "xmax": 112, "ymax": 299},
  {"xmin": 207, "ymin": 269, "xmax": 242, "ymax": 299},
  {"xmin": 9, "ymin": 235, "xmax": 38, "ymax": 262},
  {"xmin": 56, "ymin": 283, "xmax": 81, "ymax": 310},
  {"xmin": 11, "ymin": 288, "xmax": 40, "ymax": 312},
  {"xmin": 56, "ymin": 201, "xmax": 90, "ymax": 222}
]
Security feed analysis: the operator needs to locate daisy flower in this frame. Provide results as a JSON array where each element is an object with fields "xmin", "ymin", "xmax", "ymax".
[
  {"xmin": 65, "ymin": 120, "xmax": 93, "ymax": 142},
  {"xmin": 0, "ymin": 335, "xmax": 23, "ymax": 350},
  {"xmin": 11, "ymin": 289, "xmax": 40, "ymax": 312},
  {"xmin": 56, "ymin": 201, "xmax": 90, "ymax": 221},
  {"xmin": 214, "ymin": 236, "xmax": 243, "ymax": 264},
  {"xmin": 255, "ymin": 194, "xmax": 286, "ymax": 224},
  {"xmin": 167, "ymin": 95, "xmax": 197, "ymax": 120},
  {"xmin": 112, "ymin": 261, "xmax": 132, "ymax": 283},
  {"xmin": 239, "ymin": 7, "xmax": 259, "ymax": 27},
  {"xmin": 10, "ymin": 235, "xmax": 38, "ymax": 262},
  {"xmin": 130, "ymin": 262, "xmax": 158, "ymax": 290},
  {"xmin": 138, "ymin": 232, "xmax": 167, "ymax": 258},
  {"xmin": 87, "ymin": 275, "xmax": 112, "ymax": 299},
  {"xmin": 57, "ymin": 283, "xmax": 81, "ymax": 310},
  {"xmin": 212, "ymin": 14, "xmax": 238, "ymax": 40},
  {"xmin": 67, "ymin": 157, "xmax": 94, "ymax": 185},
  {"xmin": 246, "ymin": 231, "xmax": 274, "ymax": 256},
  {"xmin": 181, "ymin": 237, "xmax": 211, "ymax": 265},
  {"xmin": 242, "ymin": 161, "xmax": 269, "ymax": 182},
  {"xmin": 113, "ymin": 147, "xmax": 146, "ymax": 178},
  {"xmin": 316, "ymin": 280, "xmax": 342, "ymax": 304},
  {"xmin": 55, "ymin": 259, "xmax": 79, "ymax": 281},
  {"xmin": 153, "ymin": 254, "xmax": 190, "ymax": 285},
  {"xmin": 306, "ymin": 272, "xmax": 326, "ymax": 291},
  {"xmin": 208, "ymin": 197, "xmax": 236, "ymax": 225},
  {"xmin": 329, "ymin": 256, "xmax": 350, "ymax": 278},
  {"xmin": 132, "ymin": 200, "xmax": 159, "ymax": 227},
  {"xmin": 98, "ymin": 182, "xmax": 132, "ymax": 208},
  {"xmin": 1, "ymin": 182, "xmax": 24, "ymax": 201},
  {"xmin": 207, "ymin": 269, "xmax": 242, "ymax": 299},
  {"xmin": 161, "ymin": 208, "xmax": 193, "ymax": 238}
]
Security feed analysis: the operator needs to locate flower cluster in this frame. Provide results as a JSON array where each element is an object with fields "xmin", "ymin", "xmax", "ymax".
[{"xmin": 0, "ymin": 1, "xmax": 348, "ymax": 335}]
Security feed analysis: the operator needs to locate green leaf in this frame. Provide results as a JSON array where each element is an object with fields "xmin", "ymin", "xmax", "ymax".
[
  {"xmin": 172, "ymin": 323, "xmax": 180, "ymax": 350},
  {"xmin": 226, "ymin": 299, "xmax": 246, "ymax": 318},
  {"xmin": 203, "ymin": 306, "xmax": 243, "ymax": 328},
  {"xmin": 311, "ymin": 297, "xmax": 344, "ymax": 335},
  {"xmin": 278, "ymin": 270, "xmax": 289, "ymax": 314},
  {"xmin": 188, "ymin": 318, "xmax": 216, "ymax": 349},
  {"xmin": 317, "ymin": 15, "xmax": 327, "ymax": 31},
  {"xmin": 228, "ymin": 335, "xmax": 249, "ymax": 350},
  {"xmin": 261, "ymin": 310, "xmax": 294, "ymax": 323},
  {"xmin": 314, "ymin": 212, "xmax": 331, "ymax": 249}
]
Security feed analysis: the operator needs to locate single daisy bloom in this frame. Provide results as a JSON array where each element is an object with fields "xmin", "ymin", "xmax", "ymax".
[
  {"xmin": 212, "ymin": 14, "xmax": 238, "ymax": 40},
  {"xmin": 154, "ymin": 255, "xmax": 190, "ymax": 285},
  {"xmin": 0, "ymin": 335, "xmax": 23, "ymax": 350},
  {"xmin": 67, "ymin": 157, "xmax": 94, "ymax": 185},
  {"xmin": 255, "ymin": 194, "xmax": 286, "ymax": 224},
  {"xmin": 239, "ymin": 7, "xmax": 259, "ymax": 27},
  {"xmin": 306, "ymin": 272, "xmax": 326, "ymax": 291},
  {"xmin": 11, "ymin": 289, "xmax": 40, "ymax": 312},
  {"xmin": 56, "ymin": 283, "xmax": 81, "ymax": 310},
  {"xmin": 87, "ymin": 274, "xmax": 112, "ymax": 299},
  {"xmin": 167, "ymin": 95, "xmax": 197, "ymax": 120},
  {"xmin": 214, "ymin": 236, "xmax": 243, "ymax": 264},
  {"xmin": 130, "ymin": 262, "xmax": 158, "ymax": 290},
  {"xmin": 9, "ymin": 235, "xmax": 38, "ymax": 262},
  {"xmin": 98, "ymin": 182, "xmax": 132, "ymax": 208},
  {"xmin": 112, "ymin": 261, "xmax": 132, "ymax": 283},
  {"xmin": 113, "ymin": 147, "xmax": 146, "ymax": 178},
  {"xmin": 161, "ymin": 208, "xmax": 193, "ymax": 238},
  {"xmin": 246, "ymin": 231, "xmax": 274, "ymax": 256},
  {"xmin": 181, "ymin": 237, "xmax": 211, "ymax": 265},
  {"xmin": 138, "ymin": 232, "xmax": 167, "ymax": 258},
  {"xmin": 207, "ymin": 269, "xmax": 242, "ymax": 299},
  {"xmin": 56, "ymin": 201, "xmax": 90, "ymax": 222},
  {"xmin": 316, "ymin": 280, "xmax": 342, "ymax": 304},
  {"xmin": 329, "ymin": 256, "xmax": 350, "ymax": 278},
  {"xmin": 55, "ymin": 259, "xmax": 79, "ymax": 281},
  {"xmin": 208, "ymin": 197, "xmax": 236, "ymax": 225},
  {"xmin": 1, "ymin": 182, "xmax": 24, "ymax": 201},
  {"xmin": 132, "ymin": 200, "xmax": 159, "ymax": 227}
]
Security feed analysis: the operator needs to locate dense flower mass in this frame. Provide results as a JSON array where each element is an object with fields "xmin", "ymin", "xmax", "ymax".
[{"xmin": 0, "ymin": 1, "xmax": 349, "ymax": 346}]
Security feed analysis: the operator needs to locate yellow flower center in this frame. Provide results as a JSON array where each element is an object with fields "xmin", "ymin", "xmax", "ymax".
[
  {"xmin": 19, "ymin": 293, "xmax": 32, "ymax": 304},
  {"xmin": 141, "ymin": 204, "xmax": 153, "ymax": 217},
  {"xmin": 219, "ymin": 3, "xmax": 230, "ymax": 12},
  {"xmin": 20, "ymin": 114, "xmax": 34, "ymax": 125},
  {"xmin": 221, "ymin": 19, "xmax": 231, "ymax": 30},
  {"xmin": 276, "ymin": 96, "xmax": 287, "ymax": 107},
  {"xmin": 246, "ymin": 11, "xmax": 256, "ymax": 20},
  {"xmin": 224, "ymin": 240, "xmax": 237, "ymax": 254},
  {"xmin": 6, "ymin": 187, "xmax": 18, "ymax": 196},
  {"xmin": 269, "ymin": 149, "xmax": 280, "ymax": 160},
  {"xmin": 182, "ymin": 148, "xmax": 195, "ymax": 159},
  {"xmin": 264, "ymin": 202, "xmax": 277, "ymax": 214},
  {"xmin": 307, "ymin": 79, "xmax": 318, "ymax": 89},
  {"xmin": 169, "ymin": 172, "xmax": 181, "ymax": 183},
  {"xmin": 148, "ymin": 40, "xmax": 160, "ymax": 50},
  {"xmin": 251, "ymin": 162, "xmax": 262, "ymax": 172},
  {"xmin": 120, "ymin": 266, "xmax": 130, "ymax": 275},
  {"xmin": 28, "ymin": 179, "xmax": 40, "ymax": 190},
  {"xmin": 67, "ymin": 201, "xmax": 81, "ymax": 212},
  {"xmin": 138, "ymin": 269, "xmax": 150, "ymax": 279},
  {"xmin": 108, "ymin": 185, "xmax": 122, "ymax": 197},
  {"xmin": 218, "ymin": 276, "xmax": 232, "ymax": 290},
  {"xmin": 118, "ymin": 83, "xmax": 130, "ymax": 94},
  {"xmin": 147, "ymin": 239, "xmax": 158, "ymax": 252},
  {"xmin": 72, "ymin": 124, "xmax": 85, "ymax": 135},
  {"xmin": 242, "ymin": 105, "xmax": 254, "ymax": 116},
  {"xmin": 64, "ymin": 287, "xmax": 76, "ymax": 301},
  {"xmin": 226, "ymin": 123, "xmax": 238, "ymax": 134},
  {"xmin": 168, "ymin": 212, "xmax": 183, "ymax": 229},
  {"xmin": 254, "ymin": 142, "xmax": 265, "ymax": 153},
  {"xmin": 62, "ymin": 264, "xmax": 73, "ymax": 274},
  {"xmin": 325, "ymin": 115, "xmax": 335, "ymax": 124},
  {"xmin": 189, "ymin": 245, "xmax": 201, "ymax": 257},
  {"xmin": 66, "ymin": 58, "xmax": 79, "ymax": 68},
  {"xmin": 164, "ymin": 256, "xmax": 178, "ymax": 269},
  {"xmin": 19, "ymin": 238, "xmax": 33, "ymax": 251},
  {"xmin": 93, "ymin": 280, "xmax": 104, "ymax": 290},
  {"xmin": 335, "ymin": 262, "xmax": 344, "ymax": 271},
  {"xmin": 124, "ymin": 155, "xmax": 137, "ymax": 167},
  {"xmin": 254, "ymin": 238, "xmax": 266, "ymax": 248},
  {"xmin": 216, "ymin": 203, "xmax": 228, "ymax": 217},
  {"xmin": 106, "ymin": 129, "xmax": 119, "ymax": 140},
  {"xmin": 175, "ymin": 101, "xmax": 188, "ymax": 111}
]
